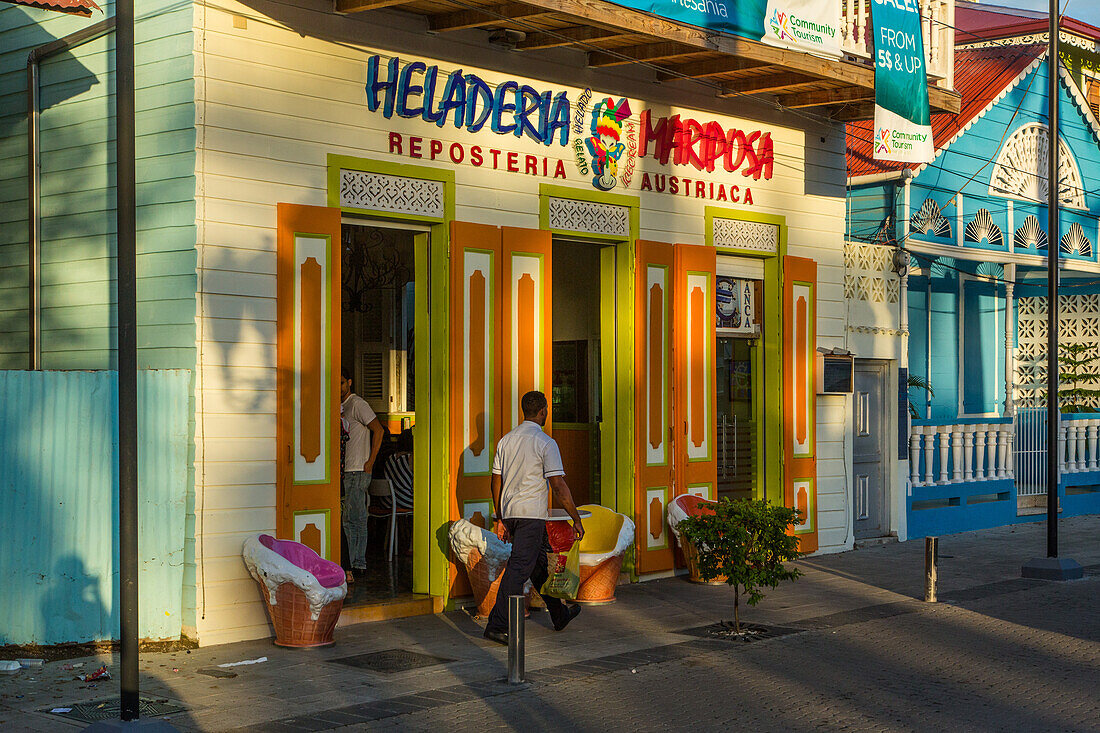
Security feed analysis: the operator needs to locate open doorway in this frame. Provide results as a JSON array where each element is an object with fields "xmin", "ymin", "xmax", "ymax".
[
  {"xmin": 551, "ymin": 239, "xmax": 608, "ymax": 507},
  {"xmin": 340, "ymin": 221, "xmax": 417, "ymax": 606},
  {"xmin": 716, "ymin": 259, "xmax": 764, "ymax": 503}
]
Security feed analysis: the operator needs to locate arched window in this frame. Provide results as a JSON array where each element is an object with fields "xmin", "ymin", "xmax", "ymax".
[{"xmin": 989, "ymin": 122, "xmax": 1086, "ymax": 210}]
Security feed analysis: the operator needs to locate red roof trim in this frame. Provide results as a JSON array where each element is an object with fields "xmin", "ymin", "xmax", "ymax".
[{"xmin": 1, "ymin": 0, "xmax": 101, "ymax": 17}]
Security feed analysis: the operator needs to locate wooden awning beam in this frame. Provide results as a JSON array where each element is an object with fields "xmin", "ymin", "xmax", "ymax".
[
  {"xmin": 588, "ymin": 42, "xmax": 703, "ymax": 68},
  {"xmin": 428, "ymin": 2, "xmax": 555, "ymax": 32},
  {"xmin": 334, "ymin": 0, "xmax": 410, "ymax": 14},
  {"xmin": 779, "ymin": 85, "xmax": 874, "ymax": 109},
  {"xmin": 516, "ymin": 25, "xmax": 634, "ymax": 50},
  {"xmin": 656, "ymin": 58, "xmax": 770, "ymax": 81},
  {"xmin": 718, "ymin": 73, "xmax": 821, "ymax": 97}
]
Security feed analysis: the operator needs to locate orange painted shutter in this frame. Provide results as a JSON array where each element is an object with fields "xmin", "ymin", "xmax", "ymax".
[
  {"xmin": 501, "ymin": 227, "xmax": 553, "ymax": 434},
  {"xmin": 449, "ymin": 222, "xmax": 502, "ymax": 553},
  {"xmin": 783, "ymin": 255, "xmax": 818, "ymax": 553},
  {"xmin": 634, "ymin": 240, "xmax": 675, "ymax": 573},
  {"xmin": 276, "ymin": 203, "xmax": 342, "ymax": 560},
  {"xmin": 448, "ymin": 223, "xmax": 552, "ymax": 594},
  {"xmin": 674, "ymin": 243, "xmax": 717, "ymax": 506}
]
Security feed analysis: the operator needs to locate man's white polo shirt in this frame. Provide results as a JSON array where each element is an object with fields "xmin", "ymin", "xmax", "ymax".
[{"xmin": 492, "ymin": 420, "xmax": 565, "ymax": 520}]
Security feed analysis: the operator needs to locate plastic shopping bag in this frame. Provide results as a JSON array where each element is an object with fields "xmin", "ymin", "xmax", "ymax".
[{"xmin": 541, "ymin": 542, "xmax": 580, "ymax": 601}]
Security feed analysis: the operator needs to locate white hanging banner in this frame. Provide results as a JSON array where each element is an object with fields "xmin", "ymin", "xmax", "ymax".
[{"xmin": 761, "ymin": 0, "xmax": 842, "ymax": 58}]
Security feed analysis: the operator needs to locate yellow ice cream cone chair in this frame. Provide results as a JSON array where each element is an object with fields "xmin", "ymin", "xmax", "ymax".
[{"xmin": 575, "ymin": 504, "xmax": 634, "ymax": 604}]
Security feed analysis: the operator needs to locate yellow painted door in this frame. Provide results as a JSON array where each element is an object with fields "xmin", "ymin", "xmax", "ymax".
[{"xmin": 276, "ymin": 203, "xmax": 342, "ymax": 560}]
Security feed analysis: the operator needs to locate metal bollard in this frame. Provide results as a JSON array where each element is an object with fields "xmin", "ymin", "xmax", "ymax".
[
  {"xmin": 924, "ymin": 536, "xmax": 938, "ymax": 603},
  {"xmin": 507, "ymin": 595, "xmax": 525, "ymax": 684}
]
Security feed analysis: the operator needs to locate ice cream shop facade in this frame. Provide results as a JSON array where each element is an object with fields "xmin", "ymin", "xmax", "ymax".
[
  {"xmin": 0, "ymin": 0, "xmax": 963, "ymax": 646},
  {"xmin": 266, "ymin": 39, "xmax": 847, "ymax": 633}
]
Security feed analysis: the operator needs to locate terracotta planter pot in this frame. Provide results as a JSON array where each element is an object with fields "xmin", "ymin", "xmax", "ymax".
[
  {"xmin": 681, "ymin": 539, "xmax": 728, "ymax": 585},
  {"xmin": 257, "ymin": 580, "xmax": 343, "ymax": 648}
]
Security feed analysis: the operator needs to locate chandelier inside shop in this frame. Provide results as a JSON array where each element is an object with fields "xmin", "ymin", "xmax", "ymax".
[{"xmin": 342, "ymin": 226, "xmax": 411, "ymax": 313}]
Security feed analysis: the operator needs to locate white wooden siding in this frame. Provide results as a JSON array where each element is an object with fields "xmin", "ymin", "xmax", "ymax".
[{"xmin": 191, "ymin": 0, "xmax": 852, "ymax": 644}]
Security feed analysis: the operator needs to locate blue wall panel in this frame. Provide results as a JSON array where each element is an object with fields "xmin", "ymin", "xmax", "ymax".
[{"xmin": 0, "ymin": 369, "xmax": 189, "ymax": 644}]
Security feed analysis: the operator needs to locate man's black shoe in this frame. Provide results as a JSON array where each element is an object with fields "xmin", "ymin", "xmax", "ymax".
[
  {"xmin": 552, "ymin": 603, "xmax": 581, "ymax": 631},
  {"xmin": 483, "ymin": 629, "xmax": 508, "ymax": 646}
]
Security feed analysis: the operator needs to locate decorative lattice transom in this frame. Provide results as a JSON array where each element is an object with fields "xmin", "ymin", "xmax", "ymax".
[
  {"xmin": 1013, "ymin": 214, "xmax": 1048, "ymax": 251},
  {"xmin": 1016, "ymin": 294, "xmax": 1100, "ymax": 408},
  {"xmin": 547, "ymin": 197, "xmax": 630, "ymax": 238},
  {"xmin": 712, "ymin": 218, "xmax": 779, "ymax": 253},
  {"xmin": 339, "ymin": 170, "xmax": 445, "ymax": 219},
  {"xmin": 988, "ymin": 123, "xmax": 1086, "ymax": 210},
  {"xmin": 1061, "ymin": 222, "xmax": 1093, "ymax": 257},
  {"xmin": 910, "ymin": 199, "xmax": 951, "ymax": 238},
  {"xmin": 843, "ymin": 243, "xmax": 899, "ymax": 304}
]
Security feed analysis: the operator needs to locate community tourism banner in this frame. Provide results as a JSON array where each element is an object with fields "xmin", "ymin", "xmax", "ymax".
[
  {"xmin": 871, "ymin": 0, "xmax": 934, "ymax": 163},
  {"xmin": 605, "ymin": 0, "xmax": 841, "ymax": 58}
]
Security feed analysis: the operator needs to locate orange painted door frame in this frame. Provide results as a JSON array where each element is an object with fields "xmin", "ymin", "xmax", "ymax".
[
  {"xmin": 276, "ymin": 203, "xmax": 342, "ymax": 560},
  {"xmin": 634, "ymin": 240, "xmax": 676, "ymax": 573},
  {"xmin": 783, "ymin": 255, "xmax": 819, "ymax": 553},
  {"xmin": 501, "ymin": 227, "xmax": 553, "ymax": 436},
  {"xmin": 673, "ymin": 244, "xmax": 717, "ymax": 506}
]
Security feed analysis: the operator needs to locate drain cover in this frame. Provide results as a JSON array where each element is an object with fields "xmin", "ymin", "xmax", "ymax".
[
  {"xmin": 331, "ymin": 648, "xmax": 454, "ymax": 674},
  {"xmin": 40, "ymin": 696, "xmax": 186, "ymax": 724},
  {"xmin": 680, "ymin": 623, "xmax": 803, "ymax": 642}
]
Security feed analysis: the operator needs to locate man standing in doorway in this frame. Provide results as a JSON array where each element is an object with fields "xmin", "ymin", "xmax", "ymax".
[
  {"xmin": 340, "ymin": 366, "xmax": 384, "ymax": 582},
  {"xmin": 484, "ymin": 390, "xmax": 584, "ymax": 645}
]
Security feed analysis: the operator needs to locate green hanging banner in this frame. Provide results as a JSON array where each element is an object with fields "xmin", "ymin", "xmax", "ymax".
[{"xmin": 871, "ymin": 0, "xmax": 934, "ymax": 163}]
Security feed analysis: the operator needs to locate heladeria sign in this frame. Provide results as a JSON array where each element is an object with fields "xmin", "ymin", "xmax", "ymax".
[
  {"xmin": 871, "ymin": 0, "xmax": 934, "ymax": 163},
  {"xmin": 603, "ymin": 0, "xmax": 841, "ymax": 58}
]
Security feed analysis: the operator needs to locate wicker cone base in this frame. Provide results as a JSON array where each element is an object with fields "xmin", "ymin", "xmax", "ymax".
[
  {"xmin": 682, "ymin": 540, "xmax": 728, "ymax": 585},
  {"xmin": 464, "ymin": 549, "xmax": 532, "ymax": 619},
  {"xmin": 258, "ymin": 580, "xmax": 343, "ymax": 648},
  {"xmin": 576, "ymin": 554, "xmax": 623, "ymax": 604}
]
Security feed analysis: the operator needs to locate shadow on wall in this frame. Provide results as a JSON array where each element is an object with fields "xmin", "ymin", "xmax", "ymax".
[{"xmin": 0, "ymin": 6, "xmax": 105, "ymax": 368}]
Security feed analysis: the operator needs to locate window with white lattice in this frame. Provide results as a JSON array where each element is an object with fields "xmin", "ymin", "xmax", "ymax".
[{"xmin": 988, "ymin": 123, "xmax": 1086, "ymax": 210}]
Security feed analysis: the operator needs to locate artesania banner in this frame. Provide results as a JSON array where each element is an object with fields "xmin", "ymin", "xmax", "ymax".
[
  {"xmin": 603, "ymin": 0, "xmax": 841, "ymax": 58},
  {"xmin": 871, "ymin": 0, "xmax": 934, "ymax": 163}
]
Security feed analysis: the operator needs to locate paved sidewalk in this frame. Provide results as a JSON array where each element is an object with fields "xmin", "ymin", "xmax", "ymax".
[{"xmin": 2, "ymin": 516, "xmax": 1098, "ymax": 731}]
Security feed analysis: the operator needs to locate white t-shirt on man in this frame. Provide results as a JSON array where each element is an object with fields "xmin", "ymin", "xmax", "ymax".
[
  {"xmin": 492, "ymin": 420, "xmax": 565, "ymax": 520},
  {"xmin": 341, "ymin": 393, "xmax": 378, "ymax": 472}
]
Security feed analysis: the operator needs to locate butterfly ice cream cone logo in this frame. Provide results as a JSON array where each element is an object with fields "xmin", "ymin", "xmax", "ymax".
[
  {"xmin": 876, "ymin": 128, "xmax": 891, "ymax": 155},
  {"xmin": 770, "ymin": 9, "xmax": 793, "ymax": 41},
  {"xmin": 586, "ymin": 97, "xmax": 633, "ymax": 191}
]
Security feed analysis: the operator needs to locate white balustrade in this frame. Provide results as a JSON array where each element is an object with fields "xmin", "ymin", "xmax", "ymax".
[
  {"xmin": 840, "ymin": 0, "xmax": 954, "ymax": 89},
  {"xmin": 910, "ymin": 421, "xmax": 1016, "ymax": 487},
  {"xmin": 1058, "ymin": 418, "xmax": 1100, "ymax": 474}
]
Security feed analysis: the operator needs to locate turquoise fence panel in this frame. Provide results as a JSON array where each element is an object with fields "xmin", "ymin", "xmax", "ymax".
[{"xmin": 0, "ymin": 369, "xmax": 190, "ymax": 644}]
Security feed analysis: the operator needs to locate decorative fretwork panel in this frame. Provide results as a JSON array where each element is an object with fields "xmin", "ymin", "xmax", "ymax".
[
  {"xmin": 843, "ymin": 242, "xmax": 899, "ymax": 304},
  {"xmin": 910, "ymin": 199, "xmax": 951, "ymax": 238},
  {"xmin": 339, "ymin": 169, "xmax": 445, "ymax": 219},
  {"xmin": 989, "ymin": 123, "xmax": 1086, "ymax": 210},
  {"xmin": 547, "ymin": 197, "xmax": 630, "ymax": 238},
  {"xmin": 964, "ymin": 208, "xmax": 1004, "ymax": 247},
  {"xmin": 1013, "ymin": 214, "xmax": 1048, "ymax": 251},
  {"xmin": 712, "ymin": 218, "xmax": 779, "ymax": 253},
  {"xmin": 1016, "ymin": 294, "xmax": 1100, "ymax": 408}
]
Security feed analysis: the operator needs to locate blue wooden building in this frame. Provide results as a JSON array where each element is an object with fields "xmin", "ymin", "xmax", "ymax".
[{"xmin": 847, "ymin": 10, "xmax": 1100, "ymax": 539}]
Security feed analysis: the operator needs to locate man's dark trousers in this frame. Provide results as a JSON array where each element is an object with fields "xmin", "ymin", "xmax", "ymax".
[{"xmin": 485, "ymin": 517, "xmax": 566, "ymax": 633}]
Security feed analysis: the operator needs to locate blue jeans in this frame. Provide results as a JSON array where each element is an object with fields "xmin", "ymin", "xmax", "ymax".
[{"xmin": 342, "ymin": 471, "xmax": 371, "ymax": 569}]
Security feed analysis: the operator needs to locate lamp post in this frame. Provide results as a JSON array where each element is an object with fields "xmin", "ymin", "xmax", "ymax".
[{"xmin": 1021, "ymin": 0, "xmax": 1083, "ymax": 582}]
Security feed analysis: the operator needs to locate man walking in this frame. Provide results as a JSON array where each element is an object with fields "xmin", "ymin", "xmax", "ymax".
[
  {"xmin": 484, "ymin": 391, "xmax": 584, "ymax": 645},
  {"xmin": 340, "ymin": 366, "xmax": 384, "ymax": 582}
]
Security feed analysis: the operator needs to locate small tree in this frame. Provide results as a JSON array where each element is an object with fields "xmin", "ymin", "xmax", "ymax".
[
  {"xmin": 678, "ymin": 498, "xmax": 804, "ymax": 633},
  {"xmin": 1058, "ymin": 343, "xmax": 1100, "ymax": 413}
]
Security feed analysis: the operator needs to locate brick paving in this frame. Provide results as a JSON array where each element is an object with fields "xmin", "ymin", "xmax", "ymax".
[{"xmin": 2, "ymin": 516, "xmax": 1098, "ymax": 732}]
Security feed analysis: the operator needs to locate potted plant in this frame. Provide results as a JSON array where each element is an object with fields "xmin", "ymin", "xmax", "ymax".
[
  {"xmin": 677, "ymin": 498, "xmax": 804, "ymax": 634},
  {"xmin": 1058, "ymin": 343, "xmax": 1100, "ymax": 413}
]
